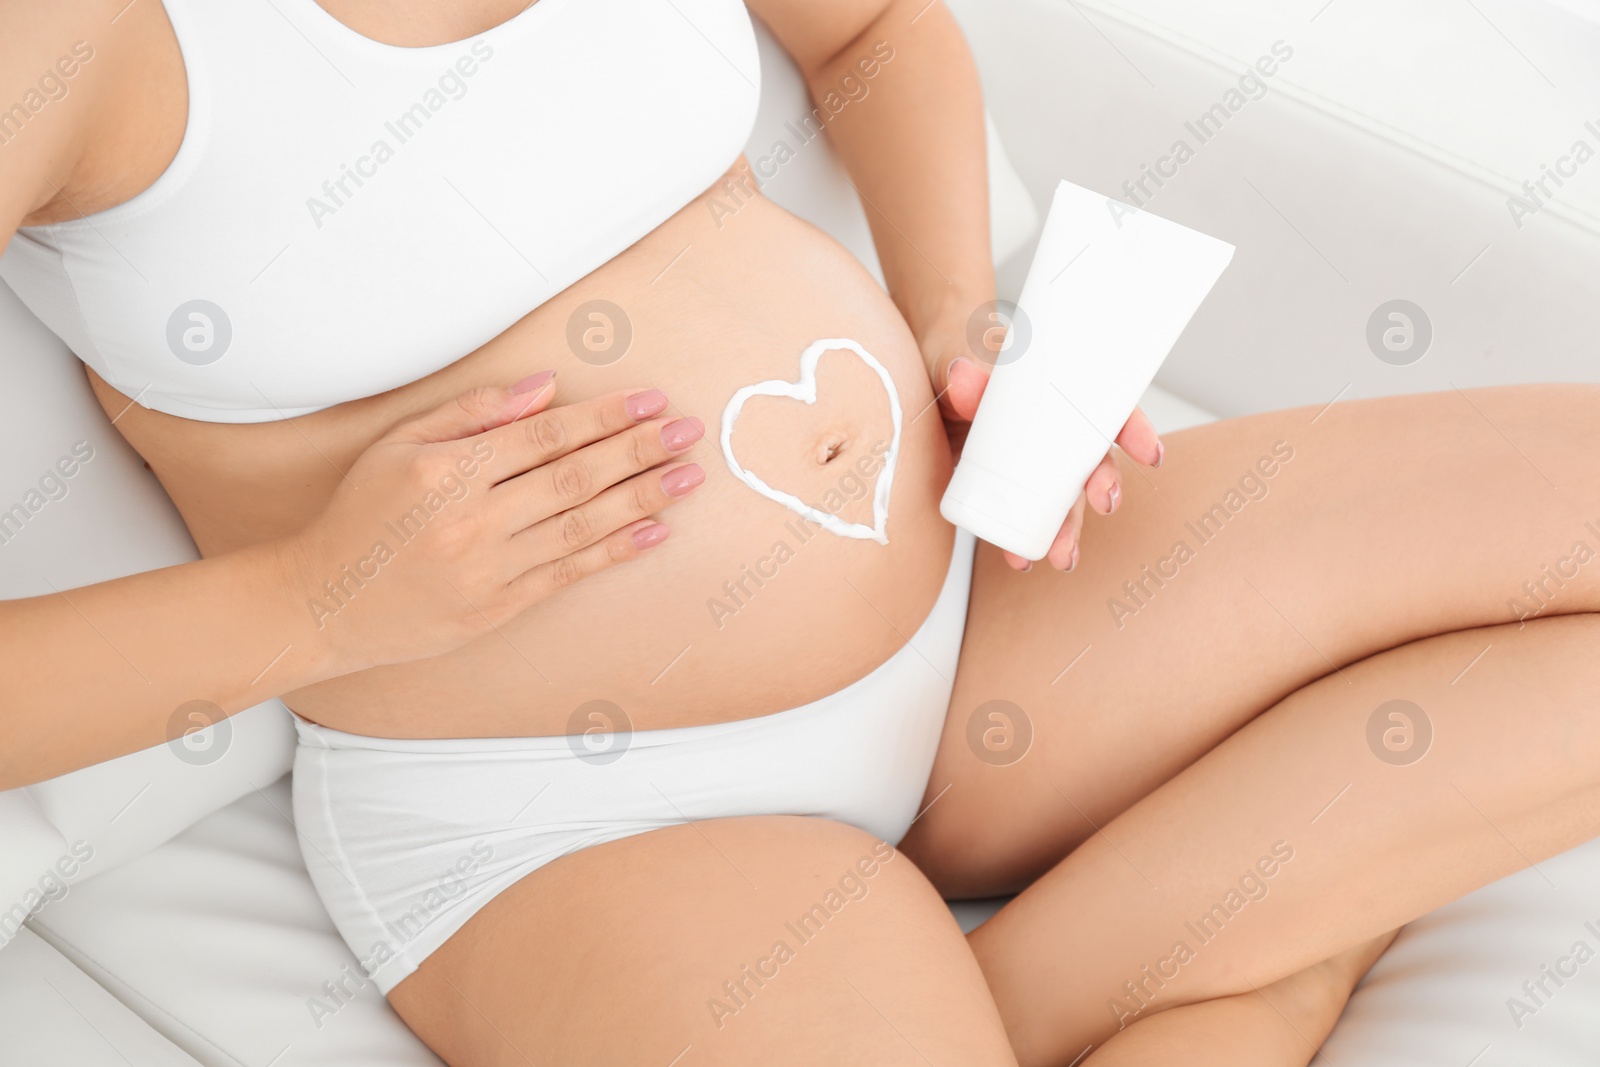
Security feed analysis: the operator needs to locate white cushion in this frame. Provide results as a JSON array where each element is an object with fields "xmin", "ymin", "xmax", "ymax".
[
  {"xmin": 947, "ymin": 0, "xmax": 1600, "ymax": 418},
  {"xmin": 30, "ymin": 766, "xmax": 1600, "ymax": 1067},
  {"xmin": 1543, "ymin": 0, "xmax": 1600, "ymax": 25},
  {"xmin": 0, "ymin": 792, "xmax": 67, "ymax": 948},
  {"xmin": 0, "ymin": 927, "xmax": 202, "ymax": 1066},
  {"xmin": 31, "ymin": 776, "xmax": 440, "ymax": 1067},
  {"xmin": 1056, "ymin": 0, "xmax": 1600, "ymax": 224},
  {"xmin": 1327, "ymin": 838, "xmax": 1600, "ymax": 1066},
  {"xmin": 953, "ymin": 841, "xmax": 1600, "ymax": 1065}
]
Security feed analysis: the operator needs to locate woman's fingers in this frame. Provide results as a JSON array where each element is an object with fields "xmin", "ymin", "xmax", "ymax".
[
  {"xmin": 1116, "ymin": 405, "xmax": 1163, "ymax": 468},
  {"xmin": 493, "ymin": 414, "xmax": 704, "ymax": 531},
  {"xmin": 1083, "ymin": 450, "xmax": 1123, "ymax": 516},
  {"xmin": 1046, "ymin": 494, "xmax": 1087, "ymax": 571},
  {"xmin": 297, "ymin": 379, "xmax": 708, "ymax": 667},
  {"xmin": 1084, "ymin": 404, "xmax": 1161, "ymax": 517},
  {"xmin": 1002, "ymin": 408, "xmax": 1157, "ymax": 572},
  {"xmin": 508, "ymin": 519, "xmax": 672, "ymax": 603},
  {"xmin": 394, "ymin": 373, "xmax": 559, "ymax": 445},
  {"xmin": 513, "ymin": 462, "xmax": 704, "ymax": 566},
  {"xmin": 919, "ymin": 310, "xmax": 993, "ymax": 424},
  {"xmin": 474, "ymin": 387, "xmax": 674, "ymax": 485},
  {"xmin": 943, "ymin": 356, "xmax": 991, "ymax": 422},
  {"xmin": 1001, "ymin": 493, "xmax": 1088, "ymax": 572},
  {"xmin": 1027, "ymin": 408, "xmax": 1157, "ymax": 571}
]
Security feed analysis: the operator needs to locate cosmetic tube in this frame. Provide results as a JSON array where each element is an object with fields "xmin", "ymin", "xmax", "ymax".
[{"xmin": 941, "ymin": 179, "xmax": 1235, "ymax": 560}]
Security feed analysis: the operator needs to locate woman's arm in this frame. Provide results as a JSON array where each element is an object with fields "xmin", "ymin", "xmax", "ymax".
[
  {"xmin": 2, "ymin": 543, "xmax": 335, "ymax": 786},
  {"xmin": 0, "ymin": 3, "xmax": 311, "ymax": 788},
  {"xmin": 747, "ymin": 0, "xmax": 994, "ymax": 419},
  {"xmin": 2, "ymin": 384, "xmax": 698, "ymax": 789},
  {"xmin": 0, "ymin": 5, "xmax": 698, "ymax": 789},
  {"xmin": 751, "ymin": 0, "xmax": 1164, "ymax": 571}
]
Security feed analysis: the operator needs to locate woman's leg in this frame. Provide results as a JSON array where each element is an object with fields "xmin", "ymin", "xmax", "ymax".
[
  {"xmin": 973, "ymin": 611, "xmax": 1600, "ymax": 1065},
  {"xmin": 904, "ymin": 384, "xmax": 1600, "ymax": 896},
  {"xmin": 1080, "ymin": 932, "xmax": 1397, "ymax": 1067},
  {"xmin": 386, "ymin": 816, "xmax": 1019, "ymax": 1066},
  {"xmin": 895, "ymin": 384, "xmax": 1600, "ymax": 1064}
]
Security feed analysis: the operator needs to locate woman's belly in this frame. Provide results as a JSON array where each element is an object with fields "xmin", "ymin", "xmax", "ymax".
[{"xmin": 99, "ymin": 163, "xmax": 956, "ymax": 738}]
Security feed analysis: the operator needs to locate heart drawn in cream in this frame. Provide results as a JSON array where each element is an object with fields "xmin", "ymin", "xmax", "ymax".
[{"xmin": 719, "ymin": 338, "xmax": 903, "ymax": 545}]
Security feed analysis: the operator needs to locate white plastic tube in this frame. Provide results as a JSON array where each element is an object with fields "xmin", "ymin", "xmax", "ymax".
[{"xmin": 940, "ymin": 180, "xmax": 1236, "ymax": 560}]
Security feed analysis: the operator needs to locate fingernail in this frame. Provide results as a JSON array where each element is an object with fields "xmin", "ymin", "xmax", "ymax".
[
  {"xmin": 626, "ymin": 389, "xmax": 668, "ymax": 420},
  {"xmin": 1066, "ymin": 544, "xmax": 1079, "ymax": 572},
  {"xmin": 512, "ymin": 370, "xmax": 555, "ymax": 394},
  {"xmin": 1020, "ymin": 560, "xmax": 1033, "ymax": 573},
  {"xmin": 1154, "ymin": 441, "xmax": 1165, "ymax": 468},
  {"xmin": 660, "ymin": 416, "xmax": 704, "ymax": 451},
  {"xmin": 1108, "ymin": 483, "xmax": 1121, "ymax": 513},
  {"xmin": 950, "ymin": 356, "xmax": 974, "ymax": 381},
  {"xmin": 631, "ymin": 522, "xmax": 670, "ymax": 549},
  {"xmin": 661, "ymin": 463, "xmax": 705, "ymax": 497}
]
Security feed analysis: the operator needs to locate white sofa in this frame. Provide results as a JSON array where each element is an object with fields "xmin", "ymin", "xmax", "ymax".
[
  {"xmin": 962, "ymin": 0, "xmax": 1600, "ymax": 416},
  {"xmin": 4, "ymin": 3, "xmax": 1599, "ymax": 1064}
]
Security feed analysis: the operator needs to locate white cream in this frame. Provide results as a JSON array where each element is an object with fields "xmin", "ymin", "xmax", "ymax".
[{"xmin": 720, "ymin": 338, "xmax": 901, "ymax": 544}]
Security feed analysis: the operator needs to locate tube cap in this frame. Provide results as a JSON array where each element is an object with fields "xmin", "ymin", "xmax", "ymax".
[{"xmin": 940, "ymin": 458, "xmax": 1070, "ymax": 561}]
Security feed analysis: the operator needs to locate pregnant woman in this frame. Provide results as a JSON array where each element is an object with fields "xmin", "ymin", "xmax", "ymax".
[{"xmin": 4, "ymin": 1, "xmax": 1598, "ymax": 1064}]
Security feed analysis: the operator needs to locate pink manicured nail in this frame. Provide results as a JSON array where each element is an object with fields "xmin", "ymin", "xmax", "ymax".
[
  {"xmin": 1020, "ymin": 560, "xmax": 1033, "ymax": 573},
  {"xmin": 1108, "ymin": 482, "xmax": 1121, "ymax": 513},
  {"xmin": 631, "ymin": 522, "xmax": 670, "ymax": 549},
  {"xmin": 1066, "ymin": 544, "xmax": 1080, "ymax": 572},
  {"xmin": 661, "ymin": 463, "xmax": 705, "ymax": 497},
  {"xmin": 1154, "ymin": 440, "xmax": 1165, "ymax": 468},
  {"xmin": 512, "ymin": 370, "xmax": 555, "ymax": 394},
  {"xmin": 660, "ymin": 416, "xmax": 704, "ymax": 451},
  {"xmin": 626, "ymin": 389, "xmax": 668, "ymax": 420}
]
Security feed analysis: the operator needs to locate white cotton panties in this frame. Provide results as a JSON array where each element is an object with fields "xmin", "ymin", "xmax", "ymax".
[{"xmin": 291, "ymin": 528, "xmax": 973, "ymax": 994}]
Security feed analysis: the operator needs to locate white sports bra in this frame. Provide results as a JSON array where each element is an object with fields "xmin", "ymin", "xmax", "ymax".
[{"xmin": 0, "ymin": 0, "xmax": 760, "ymax": 423}]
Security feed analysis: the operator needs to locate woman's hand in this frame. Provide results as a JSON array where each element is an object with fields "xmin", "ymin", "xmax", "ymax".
[
  {"xmin": 923, "ymin": 301, "xmax": 1165, "ymax": 573},
  {"xmin": 279, "ymin": 374, "xmax": 705, "ymax": 671}
]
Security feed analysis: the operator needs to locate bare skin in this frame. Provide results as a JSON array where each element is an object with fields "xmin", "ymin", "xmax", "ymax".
[
  {"xmin": 388, "ymin": 386, "xmax": 1600, "ymax": 1066},
  {"xmin": 5, "ymin": 1, "xmax": 1595, "ymax": 1065},
  {"xmin": 919, "ymin": 386, "xmax": 1600, "ymax": 1062},
  {"xmin": 0, "ymin": 0, "xmax": 967, "ymax": 764}
]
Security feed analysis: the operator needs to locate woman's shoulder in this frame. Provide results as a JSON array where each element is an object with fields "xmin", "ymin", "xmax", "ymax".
[{"xmin": 4, "ymin": 0, "xmax": 187, "ymax": 230}]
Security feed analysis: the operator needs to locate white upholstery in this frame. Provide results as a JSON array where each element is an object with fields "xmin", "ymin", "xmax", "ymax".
[
  {"xmin": 948, "ymin": 0, "xmax": 1600, "ymax": 417},
  {"xmin": 2, "ymin": 1, "xmax": 1597, "ymax": 1063},
  {"xmin": 0, "ymin": 928, "xmax": 201, "ymax": 1066},
  {"xmin": 41, "ymin": 773, "xmax": 1600, "ymax": 1067},
  {"xmin": 30, "ymin": 778, "xmax": 439, "ymax": 1067},
  {"xmin": 952, "ymin": 841, "xmax": 1600, "ymax": 1067},
  {"xmin": 0, "ymin": 793, "xmax": 66, "ymax": 937},
  {"xmin": 1327, "ymin": 839, "xmax": 1600, "ymax": 1067}
]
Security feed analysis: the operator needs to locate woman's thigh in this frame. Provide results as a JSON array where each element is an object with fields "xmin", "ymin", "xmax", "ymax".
[
  {"xmin": 902, "ymin": 384, "xmax": 1600, "ymax": 894},
  {"xmin": 387, "ymin": 816, "xmax": 1018, "ymax": 1066},
  {"xmin": 973, "ymin": 612, "xmax": 1600, "ymax": 1066}
]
